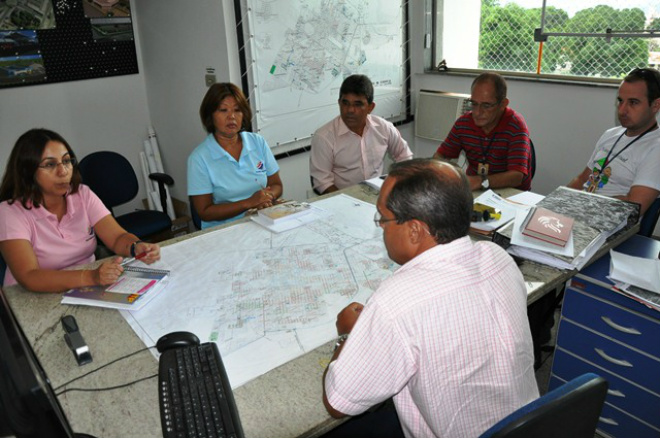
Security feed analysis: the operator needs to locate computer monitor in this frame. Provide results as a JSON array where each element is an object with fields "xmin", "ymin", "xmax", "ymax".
[{"xmin": 0, "ymin": 287, "xmax": 95, "ymax": 438}]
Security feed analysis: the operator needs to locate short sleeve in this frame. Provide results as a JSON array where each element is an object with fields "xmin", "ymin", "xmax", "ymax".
[
  {"xmin": 0, "ymin": 202, "xmax": 32, "ymax": 242},
  {"xmin": 188, "ymin": 148, "xmax": 213, "ymax": 196}
]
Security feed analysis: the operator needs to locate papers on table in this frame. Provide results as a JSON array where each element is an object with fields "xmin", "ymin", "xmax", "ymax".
[
  {"xmin": 363, "ymin": 175, "xmax": 386, "ymax": 191},
  {"xmin": 470, "ymin": 190, "xmax": 530, "ymax": 234},
  {"xmin": 610, "ymin": 250, "xmax": 660, "ymax": 294}
]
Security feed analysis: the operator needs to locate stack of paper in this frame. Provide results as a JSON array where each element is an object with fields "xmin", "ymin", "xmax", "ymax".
[
  {"xmin": 494, "ymin": 187, "xmax": 640, "ymax": 270},
  {"xmin": 609, "ymin": 249, "xmax": 660, "ymax": 311}
]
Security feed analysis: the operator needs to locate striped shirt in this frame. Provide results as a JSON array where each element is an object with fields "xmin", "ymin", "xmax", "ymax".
[
  {"xmin": 325, "ymin": 237, "xmax": 539, "ymax": 438},
  {"xmin": 436, "ymin": 107, "xmax": 532, "ymax": 190}
]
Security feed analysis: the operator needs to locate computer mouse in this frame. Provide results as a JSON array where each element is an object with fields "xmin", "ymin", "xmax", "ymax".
[{"xmin": 156, "ymin": 331, "xmax": 200, "ymax": 353}]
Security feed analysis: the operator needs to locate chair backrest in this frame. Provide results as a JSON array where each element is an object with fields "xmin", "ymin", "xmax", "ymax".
[
  {"xmin": 189, "ymin": 197, "xmax": 202, "ymax": 231},
  {"xmin": 0, "ymin": 252, "xmax": 6, "ymax": 286},
  {"xmin": 529, "ymin": 139, "xmax": 536, "ymax": 180},
  {"xmin": 479, "ymin": 373, "xmax": 608, "ymax": 438},
  {"xmin": 78, "ymin": 151, "xmax": 139, "ymax": 212},
  {"xmin": 639, "ymin": 197, "xmax": 660, "ymax": 238}
]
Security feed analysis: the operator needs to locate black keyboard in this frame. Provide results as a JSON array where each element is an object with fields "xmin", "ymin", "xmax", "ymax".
[{"xmin": 158, "ymin": 342, "xmax": 244, "ymax": 438}]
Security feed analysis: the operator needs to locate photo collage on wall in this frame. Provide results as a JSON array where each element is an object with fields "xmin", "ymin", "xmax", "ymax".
[
  {"xmin": 0, "ymin": 0, "xmax": 54, "ymax": 87},
  {"xmin": 0, "ymin": 0, "xmax": 136, "ymax": 88}
]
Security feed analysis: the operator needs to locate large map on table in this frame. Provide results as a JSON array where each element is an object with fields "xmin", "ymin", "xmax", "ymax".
[{"xmin": 121, "ymin": 195, "xmax": 397, "ymax": 388}]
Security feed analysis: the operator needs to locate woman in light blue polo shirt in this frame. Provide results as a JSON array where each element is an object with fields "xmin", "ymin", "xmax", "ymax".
[{"xmin": 188, "ymin": 83, "xmax": 283, "ymax": 229}]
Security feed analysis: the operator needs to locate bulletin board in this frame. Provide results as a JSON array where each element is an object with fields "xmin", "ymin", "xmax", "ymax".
[{"xmin": 0, "ymin": 0, "xmax": 137, "ymax": 89}]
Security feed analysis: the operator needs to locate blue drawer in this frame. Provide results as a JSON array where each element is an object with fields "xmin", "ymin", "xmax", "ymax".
[
  {"xmin": 550, "ymin": 349, "xmax": 660, "ymax": 428},
  {"xmin": 562, "ymin": 288, "xmax": 660, "ymax": 358},
  {"xmin": 598, "ymin": 401, "xmax": 660, "ymax": 438},
  {"xmin": 549, "ymin": 376, "xmax": 660, "ymax": 438},
  {"xmin": 556, "ymin": 319, "xmax": 660, "ymax": 393}
]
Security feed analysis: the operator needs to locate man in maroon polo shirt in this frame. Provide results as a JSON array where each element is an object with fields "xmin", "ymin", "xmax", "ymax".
[{"xmin": 433, "ymin": 72, "xmax": 533, "ymax": 191}]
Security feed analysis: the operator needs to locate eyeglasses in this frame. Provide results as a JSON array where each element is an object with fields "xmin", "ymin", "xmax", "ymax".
[
  {"xmin": 373, "ymin": 210, "xmax": 398, "ymax": 227},
  {"xmin": 38, "ymin": 157, "xmax": 77, "ymax": 172},
  {"xmin": 466, "ymin": 99, "xmax": 501, "ymax": 111}
]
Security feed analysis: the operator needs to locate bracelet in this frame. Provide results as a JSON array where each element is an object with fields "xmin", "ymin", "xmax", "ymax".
[
  {"xmin": 130, "ymin": 241, "xmax": 143, "ymax": 257},
  {"xmin": 333, "ymin": 334, "xmax": 349, "ymax": 352}
]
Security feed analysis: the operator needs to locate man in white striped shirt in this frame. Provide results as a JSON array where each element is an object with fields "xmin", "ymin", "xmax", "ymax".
[{"xmin": 323, "ymin": 158, "xmax": 538, "ymax": 438}]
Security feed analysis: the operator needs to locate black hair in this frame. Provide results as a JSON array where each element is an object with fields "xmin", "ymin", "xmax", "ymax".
[
  {"xmin": 199, "ymin": 82, "xmax": 253, "ymax": 134},
  {"xmin": 472, "ymin": 72, "xmax": 508, "ymax": 103},
  {"xmin": 624, "ymin": 68, "xmax": 660, "ymax": 104},
  {"xmin": 386, "ymin": 158, "xmax": 472, "ymax": 244},
  {"xmin": 0, "ymin": 128, "xmax": 81, "ymax": 208},
  {"xmin": 339, "ymin": 74, "xmax": 374, "ymax": 104}
]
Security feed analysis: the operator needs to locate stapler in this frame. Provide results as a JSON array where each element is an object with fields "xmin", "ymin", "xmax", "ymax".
[{"xmin": 61, "ymin": 315, "xmax": 93, "ymax": 366}]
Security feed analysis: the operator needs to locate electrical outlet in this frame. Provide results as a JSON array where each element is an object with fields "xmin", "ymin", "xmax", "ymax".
[{"xmin": 205, "ymin": 74, "xmax": 216, "ymax": 87}]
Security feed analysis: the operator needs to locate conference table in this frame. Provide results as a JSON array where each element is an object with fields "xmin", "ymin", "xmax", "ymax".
[{"xmin": 2, "ymin": 184, "xmax": 638, "ymax": 438}]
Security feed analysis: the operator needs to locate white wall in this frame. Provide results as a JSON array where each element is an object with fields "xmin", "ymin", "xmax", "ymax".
[{"xmin": 0, "ymin": 6, "xmax": 152, "ymax": 216}]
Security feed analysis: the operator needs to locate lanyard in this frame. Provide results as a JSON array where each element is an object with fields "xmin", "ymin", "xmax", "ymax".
[
  {"xmin": 599, "ymin": 123, "xmax": 658, "ymax": 172},
  {"xmin": 479, "ymin": 134, "xmax": 497, "ymax": 163}
]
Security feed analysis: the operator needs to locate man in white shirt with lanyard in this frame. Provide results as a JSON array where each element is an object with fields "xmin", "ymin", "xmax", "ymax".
[{"xmin": 568, "ymin": 67, "xmax": 660, "ymax": 216}]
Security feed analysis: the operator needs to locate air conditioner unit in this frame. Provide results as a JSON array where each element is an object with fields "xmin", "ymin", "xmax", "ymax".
[{"xmin": 415, "ymin": 90, "xmax": 471, "ymax": 141}]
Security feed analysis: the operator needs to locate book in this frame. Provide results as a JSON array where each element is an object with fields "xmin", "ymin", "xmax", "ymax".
[
  {"xmin": 363, "ymin": 175, "xmax": 387, "ymax": 191},
  {"xmin": 61, "ymin": 265, "xmax": 170, "ymax": 311},
  {"xmin": 257, "ymin": 201, "xmax": 311, "ymax": 225},
  {"xmin": 494, "ymin": 186, "xmax": 640, "ymax": 270},
  {"xmin": 521, "ymin": 207, "xmax": 574, "ymax": 247}
]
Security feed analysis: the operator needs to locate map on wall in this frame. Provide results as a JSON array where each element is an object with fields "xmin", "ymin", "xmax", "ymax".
[{"xmin": 241, "ymin": 0, "xmax": 406, "ymax": 148}]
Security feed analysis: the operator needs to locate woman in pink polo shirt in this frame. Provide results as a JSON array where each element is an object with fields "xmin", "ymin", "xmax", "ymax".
[{"xmin": 0, "ymin": 129, "xmax": 161, "ymax": 292}]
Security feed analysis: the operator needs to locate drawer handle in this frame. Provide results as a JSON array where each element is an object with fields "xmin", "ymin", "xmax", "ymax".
[
  {"xmin": 607, "ymin": 389, "xmax": 626, "ymax": 398},
  {"xmin": 601, "ymin": 316, "xmax": 642, "ymax": 335},
  {"xmin": 594, "ymin": 348, "xmax": 633, "ymax": 367},
  {"xmin": 599, "ymin": 417, "xmax": 618, "ymax": 426}
]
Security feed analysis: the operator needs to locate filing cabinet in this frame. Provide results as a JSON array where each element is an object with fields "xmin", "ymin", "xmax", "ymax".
[{"xmin": 549, "ymin": 234, "xmax": 660, "ymax": 438}]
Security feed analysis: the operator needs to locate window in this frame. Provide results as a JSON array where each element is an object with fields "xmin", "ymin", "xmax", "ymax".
[{"xmin": 429, "ymin": 0, "xmax": 660, "ymax": 79}]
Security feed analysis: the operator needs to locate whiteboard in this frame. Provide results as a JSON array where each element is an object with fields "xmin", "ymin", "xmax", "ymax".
[{"xmin": 238, "ymin": 0, "xmax": 407, "ymax": 148}]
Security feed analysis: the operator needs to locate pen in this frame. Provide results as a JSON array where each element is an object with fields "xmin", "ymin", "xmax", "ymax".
[{"xmin": 121, "ymin": 252, "xmax": 147, "ymax": 266}]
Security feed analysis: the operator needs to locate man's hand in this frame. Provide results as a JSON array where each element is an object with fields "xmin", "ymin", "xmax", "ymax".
[{"xmin": 336, "ymin": 302, "xmax": 364, "ymax": 335}]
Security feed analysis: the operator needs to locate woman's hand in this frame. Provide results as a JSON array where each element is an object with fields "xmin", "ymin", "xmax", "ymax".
[
  {"xmin": 134, "ymin": 241, "xmax": 161, "ymax": 264},
  {"xmin": 249, "ymin": 187, "xmax": 275, "ymax": 209},
  {"xmin": 94, "ymin": 257, "xmax": 124, "ymax": 285}
]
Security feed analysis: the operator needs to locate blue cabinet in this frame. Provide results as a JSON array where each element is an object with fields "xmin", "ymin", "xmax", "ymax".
[{"xmin": 550, "ymin": 234, "xmax": 660, "ymax": 438}]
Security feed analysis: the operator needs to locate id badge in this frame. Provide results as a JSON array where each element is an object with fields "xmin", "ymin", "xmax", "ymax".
[{"xmin": 477, "ymin": 163, "xmax": 489, "ymax": 176}]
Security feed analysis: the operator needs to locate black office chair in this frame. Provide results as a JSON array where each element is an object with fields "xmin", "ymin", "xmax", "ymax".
[
  {"xmin": 0, "ymin": 252, "xmax": 6, "ymax": 286},
  {"xmin": 639, "ymin": 197, "xmax": 660, "ymax": 238},
  {"xmin": 479, "ymin": 373, "xmax": 608, "ymax": 438},
  {"xmin": 529, "ymin": 139, "xmax": 536, "ymax": 180},
  {"xmin": 78, "ymin": 151, "xmax": 174, "ymax": 240},
  {"xmin": 189, "ymin": 196, "xmax": 202, "ymax": 231}
]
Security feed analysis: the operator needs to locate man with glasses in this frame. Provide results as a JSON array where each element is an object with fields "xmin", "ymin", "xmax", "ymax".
[
  {"xmin": 433, "ymin": 72, "xmax": 532, "ymax": 191},
  {"xmin": 568, "ymin": 67, "xmax": 660, "ymax": 216},
  {"xmin": 322, "ymin": 158, "xmax": 538, "ymax": 438},
  {"xmin": 310, "ymin": 74, "xmax": 413, "ymax": 195}
]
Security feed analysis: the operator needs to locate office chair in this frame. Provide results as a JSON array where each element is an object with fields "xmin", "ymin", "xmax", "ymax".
[
  {"xmin": 78, "ymin": 151, "xmax": 174, "ymax": 240},
  {"xmin": 0, "ymin": 253, "xmax": 5, "ymax": 286},
  {"xmin": 638, "ymin": 197, "xmax": 660, "ymax": 238},
  {"xmin": 529, "ymin": 139, "xmax": 536, "ymax": 180},
  {"xmin": 479, "ymin": 373, "xmax": 608, "ymax": 438},
  {"xmin": 189, "ymin": 196, "xmax": 202, "ymax": 230}
]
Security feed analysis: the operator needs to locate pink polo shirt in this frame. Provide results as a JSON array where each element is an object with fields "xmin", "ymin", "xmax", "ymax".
[{"xmin": 0, "ymin": 184, "xmax": 110, "ymax": 286}]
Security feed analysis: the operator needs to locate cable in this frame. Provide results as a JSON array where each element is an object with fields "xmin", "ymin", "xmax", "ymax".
[
  {"xmin": 54, "ymin": 345, "xmax": 156, "ymax": 391},
  {"xmin": 55, "ymin": 374, "xmax": 157, "ymax": 396}
]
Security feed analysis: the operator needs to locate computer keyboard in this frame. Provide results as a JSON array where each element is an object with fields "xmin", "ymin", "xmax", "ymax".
[{"xmin": 158, "ymin": 342, "xmax": 244, "ymax": 438}]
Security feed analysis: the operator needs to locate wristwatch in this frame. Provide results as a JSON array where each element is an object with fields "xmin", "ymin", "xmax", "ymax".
[
  {"xmin": 130, "ymin": 240, "xmax": 144, "ymax": 257},
  {"xmin": 480, "ymin": 175, "xmax": 490, "ymax": 190},
  {"xmin": 333, "ymin": 333, "xmax": 349, "ymax": 351}
]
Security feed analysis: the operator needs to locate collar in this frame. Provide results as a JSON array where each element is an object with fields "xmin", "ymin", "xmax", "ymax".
[
  {"xmin": 336, "ymin": 114, "xmax": 372, "ymax": 137},
  {"xmin": 205, "ymin": 132, "xmax": 253, "ymax": 161},
  {"xmin": 396, "ymin": 235, "xmax": 472, "ymax": 273}
]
